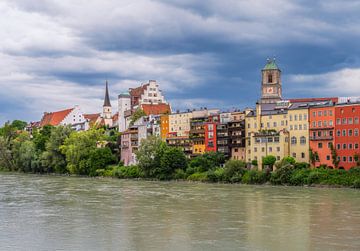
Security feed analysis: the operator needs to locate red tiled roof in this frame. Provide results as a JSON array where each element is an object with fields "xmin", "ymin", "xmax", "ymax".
[
  {"xmin": 112, "ymin": 113, "xmax": 119, "ymax": 122},
  {"xmin": 141, "ymin": 103, "xmax": 171, "ymax": 116},
  {"xmin": 40, "ymin": 108, "xmax": 74, "ymax": 127},
  {"xmin": 289, "ymin": 97, "xmax": 338, "ymax": 103},
  {"xmin": 84, "ymin": 113, "xmax": 101, "ymax": 125},
  {"xmin": 129, "ymin": 84, "xmax": 149, "ymax": 97}
]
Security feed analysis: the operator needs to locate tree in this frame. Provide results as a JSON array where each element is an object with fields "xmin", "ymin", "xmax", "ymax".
[
  {"xmin": 354, "ymin": 153, "xmax": 360, "ymax": 167},
  {"xmin": 0, "ymin": 136, "xmax": 15, "ymax": 170},
  {"xmin": 329, "ymin": 143, "xmax": 340, "ymax": 169},
  {"xmin": 309, "ymin": 148, "xmax": 319, "ymax": 167},
  {"xmin": 41, "ymin": 125, "xmax": 73, "ymax": 173},
  {"xmin": 60, "ymin": 129, "xmax": 106, "ymax": 175},
  {"xmin": 11, "ymin": 120, "xmax": 27, "ymax": 130},
  {"xmin": 88, "ymin": 147, "xmax": 117, "ymax": 176},
  {"xmin": 33, "ymin": 125, "xmax": 54, "ymax": 152},
  {"xmin": 159, "ymin": 147, "xmax": 187, "ymax": 179},
  {"xmin": 223, "ymin": 159, "xmax": 246, "ymax": 182},
  {"xmin": 189, "ymin": 152, "xmax": 226, "ymax": 172},
  {"xmin": 129, "ymin": 108, "xmax": 146, "ymax": 126},
  {"xmin": 263, "ymin": 155, "xmax": 277, "ymax": 169},
  {"xmin": 136, "ymin": 136, "xmax": 167, "ymax": 177}
]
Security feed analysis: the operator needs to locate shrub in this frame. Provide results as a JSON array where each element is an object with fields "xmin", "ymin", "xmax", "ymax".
[
  {"xmin": 223, "ymin": 160, "xmax": 246, "ymax": 182},
  {"xmin": 187, "ymin": 172, "xmax": 208, "ymax": 182},
  {"xmin": 270, "ymin": 163, "xmax": 294, "ymax": 185},
  {"xmin": 114, "ymin": 165, "xmax": 142, "ymax": 179},
  {"xmin": 242, "ymin": 170, "xmax": 269, "ymax": 184},
  {"xmin": 207, "ymin": 167, "xmax": 225, "ymax": 182},
  {"xmin": 289, "ymin": 169, "xmax": 311, "ymax": 186},
  {"xmin": 294, "ymin": 162, "xmax": 310, "ymax": 170},
  {"xmin": 353, "ymin": 179, "xmax": 360, "ymax": 189},
  {"xmin": 173, "ymin": 169, "xmax": 186, "ymax": 180}
]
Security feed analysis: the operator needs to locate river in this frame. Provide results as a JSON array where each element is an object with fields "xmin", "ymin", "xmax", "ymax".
[{"xmin": 0, "ymin": 173, "xmax": 359, "ymax": 251}]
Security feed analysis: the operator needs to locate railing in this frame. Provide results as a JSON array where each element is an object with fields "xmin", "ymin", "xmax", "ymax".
[{"xmin": 309, "ymin": 136, "xmax": 333, "ymax": 141}]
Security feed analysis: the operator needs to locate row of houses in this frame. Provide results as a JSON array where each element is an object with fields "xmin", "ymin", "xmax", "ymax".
[{"xmin": 28, "ymin": 59, "xmax": 360, "ymax": 170}]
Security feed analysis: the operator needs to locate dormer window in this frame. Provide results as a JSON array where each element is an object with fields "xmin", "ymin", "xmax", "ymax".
[{"xmin": 268, "ymin": 74, "xmax": 273, "ymax": 83}]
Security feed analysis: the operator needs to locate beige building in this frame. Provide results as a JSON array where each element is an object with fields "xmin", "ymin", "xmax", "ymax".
[
  {"xmin": 168, "ymin": 111, "xmax": 193, "ymax": 137},
  {"xmin": 288, "ymin": 105, "xmax": 310, "ymax": 163}
]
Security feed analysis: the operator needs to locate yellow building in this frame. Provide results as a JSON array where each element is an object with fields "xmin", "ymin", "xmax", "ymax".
[
  {"xmin": 160, "ymin": 114, "xmax": 169, "ymax": 140},
  {"xmin": 168, "ymin": 111, "xmax": 193, "ymax": 137},
  {"xmin": 288, "ymin": 105, "xmax": 310, "ymax": 163}
]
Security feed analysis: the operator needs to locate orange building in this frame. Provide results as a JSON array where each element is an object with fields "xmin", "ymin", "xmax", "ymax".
[
  {"xmin": 309, "ymin": 103, "xmax": 335, "ymax": 167},
  {"xmin": 160, "ymin": 114, "xmax": 169, "ymax": 140},
  {"xmin": 335, "ymin": 103, "xmax": 360, "ymax": 170}
]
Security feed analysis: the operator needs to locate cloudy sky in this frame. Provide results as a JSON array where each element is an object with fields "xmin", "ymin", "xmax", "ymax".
[{"xmin": 1, "ymin": 0, "xmax": 360, "ymax": 124}]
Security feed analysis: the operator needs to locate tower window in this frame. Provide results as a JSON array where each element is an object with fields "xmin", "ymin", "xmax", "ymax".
[{"xmin": 268, "ymin": 74, "xmax": 273, "ymax": 83}]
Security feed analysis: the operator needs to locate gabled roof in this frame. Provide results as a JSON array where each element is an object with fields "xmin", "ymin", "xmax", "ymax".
[
  {"xmin": 141, "ymin": 103, "xmax": 171, "ymax": 116},
  {"xmin": 129, "ymin": 84, "xmax": 149, "ymax": 97},
  {"xmin": 104, "ymin": 81, "xmax": 111, "ymax": 107},
  {"xmin": 84, "ymin": 113, "xmax": 101, "ymax": 125},
  {"xmin": 40, "ymin": 108, "xmax": 74, "ymax": 127}
]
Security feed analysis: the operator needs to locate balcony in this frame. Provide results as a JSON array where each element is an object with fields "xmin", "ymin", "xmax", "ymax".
[{"xmin": 309, "ymin": 136, "xmax": 333, "ymax": 141}]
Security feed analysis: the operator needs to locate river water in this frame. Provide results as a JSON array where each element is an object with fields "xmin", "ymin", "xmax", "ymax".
[{"xmin": 0, "ymin": 173, "xmax": 359, "ymax": 251}]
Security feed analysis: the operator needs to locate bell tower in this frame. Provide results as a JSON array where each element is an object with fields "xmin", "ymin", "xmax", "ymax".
[{"xmin": 260, "ymin": 58, "xmax": 282, "ymax": 104}]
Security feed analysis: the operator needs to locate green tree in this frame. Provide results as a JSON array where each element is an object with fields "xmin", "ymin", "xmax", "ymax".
[
  {"xmin": 136, "ymin": 136, "xmax": 167, "ymax": 177},
  {"xmin": 159, "ymin": 147, "xmax": 187, "ymax": 179},
  {"xmin": 0, "ymin": 136, "xmax": 15, "ymax": 170},
  {"xmin": 129, "ymin": 108, "xmax": 146, "ymax": 126},
  {"xmin": 88, "ymin": 147, "xmax": 117, "ymax": 176},
  {"xmin": 11, "ymin": 120, "xmax": 27, "ymax": 130},
  {"xmin": 329, "ymin": 143, "xmax": 340, "ymax": 169},
  {"xmin": 33, "ymin": 125, "xmax": 54, "ymax": 152},
  {"xmin": 262, "ymin": 155, "xmax": 277, "ymax": 169},
  {"xmin": 41, "ymin": 125, "xmax": 73, "ymax": 173},
  {"xmin": 223, "ymin": 159, "xmax": 246, "ymax": 182},
  {"xmin": 60, "ymin": 129, "xmax": 106, "ymax": 175}
]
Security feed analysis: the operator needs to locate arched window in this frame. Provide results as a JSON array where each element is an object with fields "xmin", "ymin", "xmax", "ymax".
[
  {"xmin": 291, "ymin": 136, "xmax": 297, "ymax": 145},
  {"xmin": 268, "ymin": 74, "xmax": 273, "ymax": 83},
  {"xmin": 300, "ymin": 136, "xmax": 306, "ymax": 145}
]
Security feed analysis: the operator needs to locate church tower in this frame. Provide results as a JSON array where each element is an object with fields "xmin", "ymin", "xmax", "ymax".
[
  {"xmin": 103, "ymin": 80, "xmax": 113, "ymax": 127},
  {"xmin": 260, "ymin": 58, "xmax": 282, "ymax": 104}
]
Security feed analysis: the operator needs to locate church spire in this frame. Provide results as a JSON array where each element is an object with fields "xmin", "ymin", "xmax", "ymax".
[{"xmin": 103, "ymin": 80, "xmax": 111, "ymax": 107}]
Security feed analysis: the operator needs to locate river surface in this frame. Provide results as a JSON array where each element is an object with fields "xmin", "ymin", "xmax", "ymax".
[{"xmin": 0, "ymin": 173, "xmax": 360, "ymax": 251}]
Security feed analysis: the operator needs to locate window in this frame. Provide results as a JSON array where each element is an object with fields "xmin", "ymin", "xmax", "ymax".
[
  {"xmin": 355, "ymin": 117, "xmax": 359, "ymax": 124},
  {"xmin": 323, "ymin": 121, "xmax": 327, "ymax": 127},
  {"xmin": 299, "ymin": 114, "xmax": 303, "ymax": 121},
  {"xmin": 318, "ymin": 142, "xmax": 323, "ymax": 148},
  {"xmin": 269, "ymin": 147, "xmax": 272, "ymax": 152},
  {"xmin": 295, "ymin": 115, "xmax": 298, "ymax": 121},
  {"xmin": 349, "ymin": 143, "xmax": 353, "ymax": 149},
  {"xmin": 277, "ymin": 147, "xmax": 280, "ymax": 152},
  {"xmin": 262, "ymin": 147, "xmax": 265, "ymax": 152},
  {"xmin": 290, "ymin": 115, "xmax": 293, "ymax": 121},
  {"xmin": 329, "ymin": 110, "xmax": 333, "ymax": 116},
  {"xmin": 328, "ymin": 142, "xmax": 332, "ymax": 148},
  {"xmin": 326, "ymin": 155, "xmax": 330, "ymax": 161},
  {"xmin": 342, "ymin": 130, "xmax": 346, "ymax": 136},
  {"xmin": 355, "ymin": 129, "xmax": 359, "ymax": 136},
  {"xmin": 349, "ymin": 118, "xmax": 353, "ymax": 124},
  {"xmin": 337, "ymin": 130, "xmax": 341, "ymax": 136},
  {"xmin": 273, "ymin": 122, "xmax": 277, "ymax": 127},
  {"xmin": 290, "ymin": 125, "xmax": 293, "ymax": 130},
  {"xmin": 301, "ymin": 152, "xmax": 305, "ymax": 158},
  {"xmin": 342, "ymin": 118, "xmax": 347, "ymax": 124},
  {"xmin": 312, "ymin": 111, "xmax": 316, "ymax": 117},
  {"xmin": 318, "ymin": 131, "xmax": 321, "ymax": 137},
  {"xmin": 268, "ymin": 74, "xmax": 273, "ymax": 83},
  {"xmin": 318, "ymin": 111, "xmax": 322, "ymax": 116},
  {"xmin": 208, "ymin": 124, "xmax": 213, "ymax": 130},
  {"xmin": 329, "ymin": 130, "xmax": 333, "ymax": 136},
  {"xmin": 349, "ymin": 129, "xmax": 353, "ymax": 136},
  {"xmin": 267, "ymin": 122, "xmax": 270, "ymax": 128},
  {"xmin": 304, "ymin": 114, "xmax": 307, "ymax": 120},
  {"xmin": 336, "ymin": 118, "xmax": 341, "ymax": 125},
  {"xmin": 349, "ymin": 156, "xmax": 353, "ymax": 162},
  {"xmin": 318, "ymin": 121, "xmax": 322, "ymax": 127},
  {"xmin": 291, "ymin": 136, "xmax": 297, "ymax": 145},
  {"xmin": 312, "ymin": 121, "xmax": 316, "ymax": 128},
  {"xmin": 343, "ymin": 144, "xmax": 347, "ymax": 149},
  {"xmin": 337, "ymin": 144, "xmax": 341, "ymax": 150},
  {"xmin": 324, "ymin": 111, "xmax": 327, "ymax": 116},
  {"xmin": 292, "ymin": 152, "xmax": 296, "ymax": 158},
  {"xmin": 355, "ymin": 143, "xmax": 359, "ymax": 149},
  {"xmin": 299, "ymin": 124, "xmax": 302, "ymax": 130},
  {"xmin": 304, "ymin": 124, "xmax": 307, "ymax": 130},
  {"xmin": 300, "ymin": 136, "xmax": 306, "ymax": 145},
  {"xmin": 329, "ymin": 120, "xmax": 333, "ymax": 126},
  {"xmin": 295, "ymin": 125, "xmax": 298, "ymax": 130},
  {"xmin": 343, "ymin": 156, "xmax": 347, "ymax": 162},
  {"xmin": 234, "ymin": 148, "xmax": 238, "ymax": 152}
]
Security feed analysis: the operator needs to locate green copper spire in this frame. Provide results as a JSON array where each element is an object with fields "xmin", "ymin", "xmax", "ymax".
[{"xmin": 263, "ymin": 58, "xmax": 280, "ymax": 70}]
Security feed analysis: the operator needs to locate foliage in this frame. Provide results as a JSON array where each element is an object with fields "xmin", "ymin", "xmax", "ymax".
[
  {"xmin": 294, "ymin": 162, "xmax": 310, "ymax": 169},
  {"xmin": 33, "ymin": 125, "xmax": 54, "ymax": 152},
  {"xmin": 60, "ymin": 129, "xmax": 107, "ymax": 175},
  {"xmin": 158, "ymin": 147, "xmax": 187, "ymax": 179},
  {"xmin": 329, "ymin": 143, "xmax": 340, "ymax": 169},
  {"xmin": 129, "ymin": 108, "xmax": 146, "ymax": 126},
  {"xmin": 242, "ymin": 170, "xmax": 269, "ymax": 184},
  {"xmin": 262, "ymin": 155, "xmax": 277, "ymax": 169},
  {"xmin": 223, "ymin": 160, "xmax": 246, "ymax": 182},
  {"xmin": 187, "ymin": 172, "xmax": 209, "ymax": 182},
  {"xmin": 113, "ymin": 165, "xmax": 142, "ymax": 179},
  {"xmin": 251, "ymin": 159, "xmax": 258, "ymax": 166},
  {"xmin": 189, "ymin": 152, "xmax": 225, "ymax": 172},
  {"xmin": 88, "ymin": 147, "xmax": 117, "ymax": 176},
  {"xmin": 11, "ymin": 120, "xmax": 27, "ymax": 130},
  {"xmin": 270, "ymin": 163, "xmax": 295, "ymax": 185},
  {"xmin": 309, "ymin": 148, "xmax": 319, "ymax": 167},
  {"xmin": 173, "ymin": 169, "xmax": 187, "ymax": 180},
  {"xmin": 41, "ymin": 126, "xmax": 73, "ymax": 173}
]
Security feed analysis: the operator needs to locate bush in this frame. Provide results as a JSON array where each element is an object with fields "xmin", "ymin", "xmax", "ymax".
[
  {"xmin": 289, "ymin": 169, "xmax": 311, "ymax": 186},
  {"xmin": 173, "ymin": 169, "xmax": 186, "ymax": 180},
  {"xmin": 223, "ymin": 160, "xmax": 246, "ymax": 182},
  {"xmin": 114, "ymin": 165, "xmax": 142, "ymax": 179},
  {"xmin": 95, "ymin": 168, "xmax": 113, "ymax": 177},
  {"xmin": 294, "ymin": 162, "xmax": 310, "ymax": 170},
  {"xmin": 187, "ymin": 172, "xmax": 208, "ymax": 182},
  {"xmin": 242, "ymin": 170, "xmax": 269, "ymax": 184},
  {"xmin": 270, "ymin": 163, "xmax": 294, "ymax": 185},
  {"xmin": 207, "ymin": 167, "xmax": 225, "ymax": 182},
  {"xmin": 353, "ymin": 179, "xmax": 360, "ymax": 189}
]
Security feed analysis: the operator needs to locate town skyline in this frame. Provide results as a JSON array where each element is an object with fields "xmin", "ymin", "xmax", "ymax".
[{"xmin": 1, "ymin": 0, "xmax": 360, "ymax": 124}]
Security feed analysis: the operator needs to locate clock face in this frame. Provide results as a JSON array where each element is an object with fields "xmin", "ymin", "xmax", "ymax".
[{"xmin": 267, "ymin": 87, "xmax": 273, "ymax": 93}]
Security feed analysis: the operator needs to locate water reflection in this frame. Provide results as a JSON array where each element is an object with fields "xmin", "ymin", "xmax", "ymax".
[{"xmin": 0, "ymin": 173, "xmax": 359, "ymax": 250}]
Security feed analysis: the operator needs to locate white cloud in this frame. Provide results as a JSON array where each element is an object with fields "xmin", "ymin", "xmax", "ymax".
[{"xmin": 289, "ymin": 68, "xmax": 360, "ymax": 96}]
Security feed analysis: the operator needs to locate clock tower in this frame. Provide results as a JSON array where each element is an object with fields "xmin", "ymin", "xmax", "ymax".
[{"xmin": 260, "ymin": 58, "xmax": 282, "ymax": 104}]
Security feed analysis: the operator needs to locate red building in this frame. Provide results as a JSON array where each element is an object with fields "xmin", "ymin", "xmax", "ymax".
[
  {"xmin": 309, "ymin": 103, "xmax": 335, "ymax": 168},
  {"xmin": 204, "ymin": 115, "xmax": 219, "ymax": 152},
  {"xmin": 335, "ymin": 103, "xmax": 360, "ymax": 170}
]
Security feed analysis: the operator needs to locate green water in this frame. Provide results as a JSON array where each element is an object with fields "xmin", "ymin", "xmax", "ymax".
[{"xmin": 0, "ymin": 173, "xmax": 359, "ymax": 251}]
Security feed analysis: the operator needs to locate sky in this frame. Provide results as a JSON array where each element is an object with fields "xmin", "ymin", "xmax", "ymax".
[{"xmin": 1, "ymin": 0, "xmax": 360, "ymax": 124}]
